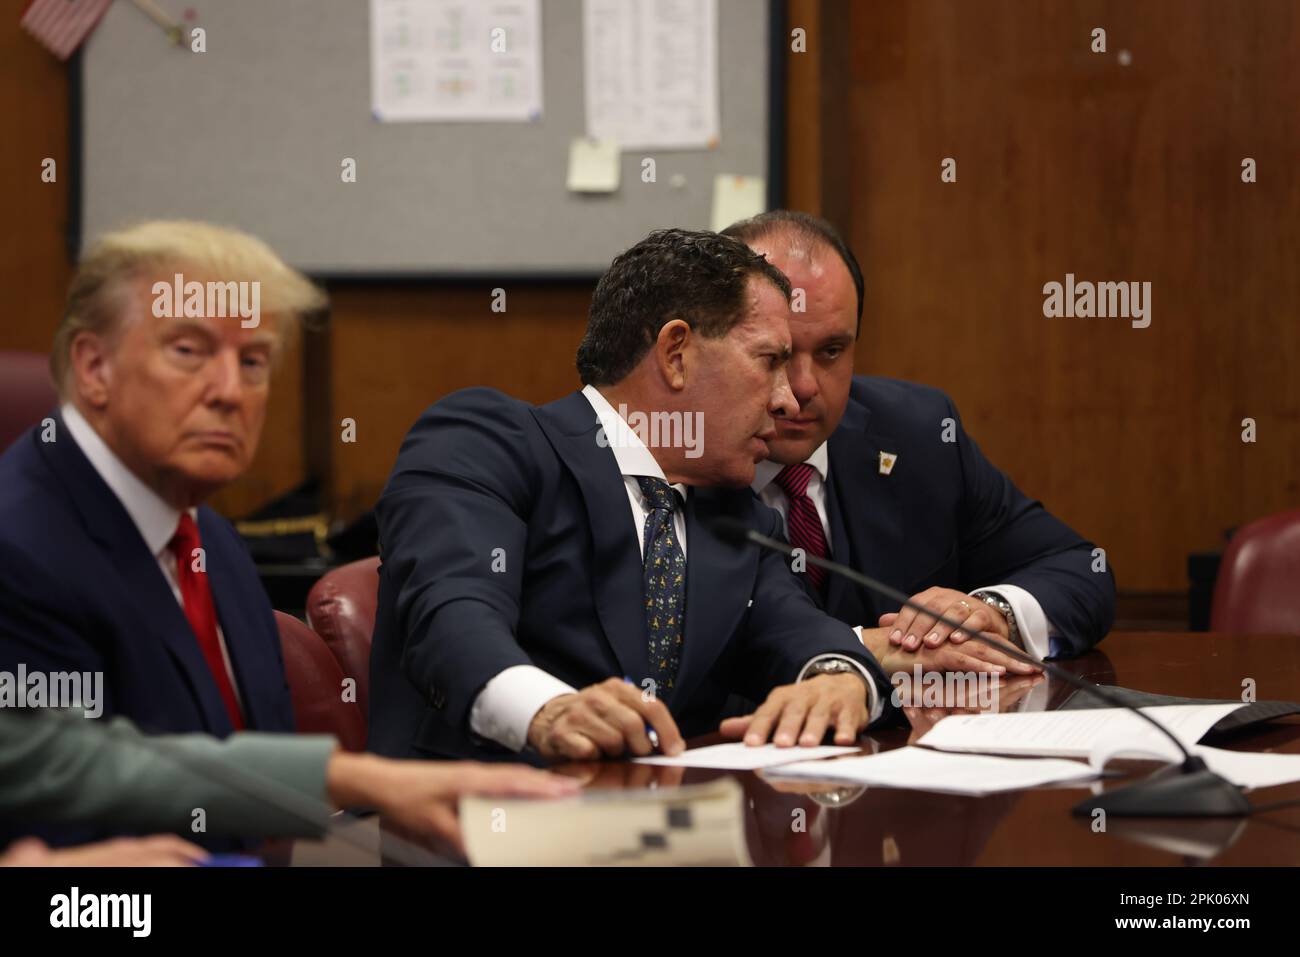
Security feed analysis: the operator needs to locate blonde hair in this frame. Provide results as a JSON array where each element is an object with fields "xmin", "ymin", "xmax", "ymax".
[{"xmin": 51, "ymin": 220, "xmax": 328, "ymax": 393}]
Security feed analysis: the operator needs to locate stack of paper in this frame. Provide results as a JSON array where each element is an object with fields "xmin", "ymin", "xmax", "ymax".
[
  {"xmin": 765, "ymin": 747, "xmax": 1097, "ymax": 796},
  {"xmin": 633, "ymin": 742, "xmax": 860, "ymax": 770}
]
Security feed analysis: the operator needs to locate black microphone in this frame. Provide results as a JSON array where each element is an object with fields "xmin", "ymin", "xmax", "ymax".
[{"xmin": 709, "ymin": 515, "xmax": 1251, "ymax": 818}]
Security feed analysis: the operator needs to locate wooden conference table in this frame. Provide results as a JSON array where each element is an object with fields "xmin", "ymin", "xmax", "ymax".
[{"xmin": 295, "ymin": 631, "xmax": 1300, "ymax": 866}]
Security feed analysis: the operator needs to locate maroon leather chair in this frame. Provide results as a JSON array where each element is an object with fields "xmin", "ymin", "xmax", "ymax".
[
  {"xmin": 0, "ymin": 351, "xmax": 58, "ymax": 451},
  {"xmin": 1210, "ymin": 508, "xmax": 1300, "ymax": 635},
  {"xmin": 306, "ymin": 557, "xmax": 380, "ymax": 720},
  {"xmin": 274, "ymin": 610, "xmax": 367, "ymax": 751}
]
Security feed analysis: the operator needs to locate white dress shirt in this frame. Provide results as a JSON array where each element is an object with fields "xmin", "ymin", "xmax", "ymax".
[
  {"xmin": 469, "ymin": 386, "xmax": 880, "ymax": 752},
  {"xmin": 61, "ymin": 403, "xmax": 244, "ymax": 712},
  {"xmin": 751, "ymin": 440, "xmax": 1058, "ymax": 661}
]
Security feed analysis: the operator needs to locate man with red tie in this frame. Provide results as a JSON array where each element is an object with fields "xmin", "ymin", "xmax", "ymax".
[
  {"xmin": 0, "ymin": 221, "xmax": 324, "ymax": 755},
  {"xmin": 726, "ymin": 211, "xmax": 1115, "ymax": 674}
]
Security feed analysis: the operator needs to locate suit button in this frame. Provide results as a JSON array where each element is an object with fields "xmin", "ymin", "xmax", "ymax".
[{"xmin": 429, "ymin": 687, "xmax": 446, "ymax": 709}]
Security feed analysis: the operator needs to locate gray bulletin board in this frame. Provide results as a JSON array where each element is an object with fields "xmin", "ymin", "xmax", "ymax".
[{"xmin": 74, "ymin": 0, "xmax": 783, "ymax": 278}]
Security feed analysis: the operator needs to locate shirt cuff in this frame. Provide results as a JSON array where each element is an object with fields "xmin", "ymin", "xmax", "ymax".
[
  {"xmin": 799, "ymin": 646, "xmax": 885, "ymax": 725},
  {"xmin": 469, "ymin": 665, "xmax": 577, "ymax": 752},
  {"xmin": 975, "ymin": 583, "xmax": 1053, "ymax": 661}
]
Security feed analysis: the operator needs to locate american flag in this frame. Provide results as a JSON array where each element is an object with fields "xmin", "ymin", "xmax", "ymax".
[{"xmin": 20, "ymin": 0, "xmax": 115, "ymax": 61}]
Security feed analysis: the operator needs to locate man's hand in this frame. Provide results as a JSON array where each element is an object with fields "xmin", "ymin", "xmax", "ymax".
[
  {"xmin": 526, "ymin": 677, "xmax": 685, "ymax": 761},
  {"xmin": 861, "ymin": 625, "xmax": 1039, "ymax": 678},
  {"xmin": 719, "ymin": 673, "xmax": 870, "ymax": 748},
  {"xmin": 0, "ymin": 835, "xmax": 209, "ymax": 867},
  {"xmin": 880, "ymin": 587, "xmax": 1011, "ymax": 651},
  {"xmin": 327, "ymin": 752, "xmax": 581, "ymax": 856}
]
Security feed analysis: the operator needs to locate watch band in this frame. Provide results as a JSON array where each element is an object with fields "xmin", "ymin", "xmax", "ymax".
[{"xmin": 971, "ymin": 590, "xmax": 1021, "ymax": 650}]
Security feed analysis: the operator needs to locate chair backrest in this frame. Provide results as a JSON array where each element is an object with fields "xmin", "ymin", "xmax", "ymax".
[
  {"xmin": 274, "ymin": 609, "xmax": 367, "ymax": 751},
  {"xmin": 0, "ymin": 351, "xmax": 58, "ymax": 452},
  {"xmin": 306, "ymin": 556, "xmax": 380, "ymax": 719},
  {"xmin": 1210, "ymin": 508, "xmax": 1300, "ymax": 635}
]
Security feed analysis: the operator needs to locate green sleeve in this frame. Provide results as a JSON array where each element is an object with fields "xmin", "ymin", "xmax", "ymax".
[{"xmin": 0, "ymin": 709, "xmax": 337, "ymax": 839}]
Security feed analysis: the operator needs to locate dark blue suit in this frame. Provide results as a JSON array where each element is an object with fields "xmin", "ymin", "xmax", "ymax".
[
  {"xmin": 817, "ymin": 377, "xmax": 1115, "ymax": 656},
  {"xmin": 0, "ymin": 415, "xmax": 295, "ymax": 737},
  {"xmin": 368, "ymin": 388, "xmax": 892, "ymax": 761}
]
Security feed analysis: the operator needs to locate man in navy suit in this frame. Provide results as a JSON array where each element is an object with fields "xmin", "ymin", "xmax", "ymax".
[
  {"xmin": 0, "ymin": 221, "xmax": 328, "ymax": 741},
  {"xmin": 723, "ymin": 211, "xmax": 1115, "ymax": 671},
  {"xmin": 369, "ymin": 229, "xmax": 958, "ymax": 763}
]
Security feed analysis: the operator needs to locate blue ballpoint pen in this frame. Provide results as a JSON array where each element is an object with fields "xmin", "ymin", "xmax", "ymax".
[{"xmin": 623, "ymin": 676, "xmax": 661, "ymax": 751}]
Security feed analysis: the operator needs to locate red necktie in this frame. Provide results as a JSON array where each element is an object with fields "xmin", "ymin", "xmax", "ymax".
[
  {"xmin": 169, "ymin": 513, "xmax": 244, "ymax": 729},
  {"xmin": 773, "ymin": 463, "xmax": 829, "ymax": 595}
]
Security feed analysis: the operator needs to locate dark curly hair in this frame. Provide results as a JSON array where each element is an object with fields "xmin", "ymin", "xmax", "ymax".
[{"xmin": 576, "ymin": 228, "xmax": 791, "ymax": 386}]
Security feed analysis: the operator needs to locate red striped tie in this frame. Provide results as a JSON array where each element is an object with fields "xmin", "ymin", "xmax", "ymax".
[
  {"xmin": 169, "ymin": 513, "xmax": 245, "ymax": 730},
  {"xmin": 773, "ymin": 463, "xmax": 829, "ymax": 595}
]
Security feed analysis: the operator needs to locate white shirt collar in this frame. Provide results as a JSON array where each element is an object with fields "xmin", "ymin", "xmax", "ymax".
[
  {"xmin": 61, "ymin": 403, "xmax": 186, "ymax": 557},
  {"xmin": 580, "ymin": 384, "xmax": 686, "ymax": 497},
  {"xmin": 751, "ymin": 439, "xmax": 830, "ymax": 494}
]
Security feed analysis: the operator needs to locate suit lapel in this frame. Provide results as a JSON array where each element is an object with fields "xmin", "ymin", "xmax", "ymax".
[
  {"xmin": 672, "ymin": 489, "xmax": 750, "ymax": 707},
  {"xmin": 533, "ymin": 393, "xmax": 650, "ymax": 682},
  {"xmin": 37, "ymin": 415, "xmax": 234, "ymax": 733},
  {"xmin": 826, "ymin": 395, "xmax": 907, "ymax": 620}
]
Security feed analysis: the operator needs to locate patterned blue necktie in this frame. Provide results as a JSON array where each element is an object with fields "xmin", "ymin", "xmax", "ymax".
[{"xmin": 637, "ymin": 476, "xmax": 686, "ymax": 693}]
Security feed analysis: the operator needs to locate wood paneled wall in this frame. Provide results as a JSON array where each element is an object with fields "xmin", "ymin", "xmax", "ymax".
[
  {"xmin": 3, "ymin": 2, "xmax": 1295, "ymax": 591},
  {"xmin": 839, "ymin": 0, "xmax": 1299, "ymax": 590}
]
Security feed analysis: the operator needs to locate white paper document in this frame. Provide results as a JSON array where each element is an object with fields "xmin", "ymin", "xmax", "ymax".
[
  {"xmin": 634, "ymin": 742, "xmax": 859, "ymax": 770},
  {"xmin": 583, "ymin": 0, "xmax": 720, "ymax": 149},
  {"xmin": 1090, "ymin": 739, "xmax": 1300, "ymax": 790},
  {"xmin": 371, "ymin": 0, "xmax": 543, "ymax": 122},
  {"xmin": 918, "ymin": 704, "xmax": 1245, "ymax": 759},
  {"xmin": 766, "ymin": 747, "xmax": 1097, "ymax": 796}
]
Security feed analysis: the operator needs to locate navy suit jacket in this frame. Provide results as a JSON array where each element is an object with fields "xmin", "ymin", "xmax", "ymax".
[
  {"xmin": 0, "ymin": 415, "xmax": 294, "ymax": 737},
  {"xmin": 816, "ymin": 377, "xmax": 1115, "ymax": 656},
  {"xmin": 368, "ymin": 388, "xmax": 892, "ymax": 761}
]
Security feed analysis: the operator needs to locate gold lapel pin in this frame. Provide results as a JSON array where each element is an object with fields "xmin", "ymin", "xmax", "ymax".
[{"xmin": 878, "ymin": 451, "xmax": 898, "ymax": 475}]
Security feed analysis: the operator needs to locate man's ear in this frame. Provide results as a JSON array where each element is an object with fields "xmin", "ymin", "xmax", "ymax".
[
  {"xmin": 653, "ymin": 319, "xmax": 691, "ymax": 391},
  {"xmin": 68, "ymin": 330, "xmax": 113, "ymax": 410}
]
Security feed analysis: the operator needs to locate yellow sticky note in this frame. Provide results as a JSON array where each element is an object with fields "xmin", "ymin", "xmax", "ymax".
[
  {"xmin": 567, "ymin": 138, "xmax": 621, "ymax": 193},
  {"xmin": 710, "ymin": 174, "xmax": 766, "ymax": 231}
]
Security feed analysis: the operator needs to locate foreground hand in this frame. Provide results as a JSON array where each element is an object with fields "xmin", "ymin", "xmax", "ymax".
[
  {"xmin": 0, "ymin": 835, "xmax": 209, "ymax": 867},
  {"xmin": 863, "ymin": 625, "xmax": 1040, "ymax": 678},
  {"xmin": 526, "ymin": 677, "xmax": 685, "ymax": 761},
  {"xmin": 880, "ymin": 587, "xmax": 1011, "ymax": 652},
  {"xmin": 327, "ymin": 753, "xmax": 581, "ymax": 856},
  {"xmin": 719, "ymin": 673, "xmax": 869, "ymax": 748}
]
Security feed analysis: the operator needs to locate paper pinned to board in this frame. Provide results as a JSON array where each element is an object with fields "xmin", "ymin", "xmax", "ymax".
[
  {"xmin": 710, "ymin": 174, "xmax": 766, "ymax": 231},
  {"xmin": 370, "ymin": 0, "xmax": 543, "ymax": 122},
  {"xmin": 583, "ymin": 0, "xmax": 720, "ymax": 150},
  {"xmin": 567, "ymin": 137, "xmax": 621, "ymax": 192},
  {"xmin": 460, "ymin": 777, "xmax": 749, "ymax": 866}
]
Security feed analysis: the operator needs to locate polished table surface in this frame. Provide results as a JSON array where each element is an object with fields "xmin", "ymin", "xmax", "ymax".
[{"xmin": 295, "ymin": 631, "xmax": 1300, "ymax": 866}]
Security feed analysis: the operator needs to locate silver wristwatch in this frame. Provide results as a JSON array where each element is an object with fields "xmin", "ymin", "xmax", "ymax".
[
  {"xmin": 802, "ymin": 657, "xmax": 872, "ymax": 696},
  {"xmin": 970, "ymin": 590, "xmax": 1021, "ymax": 649}
]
